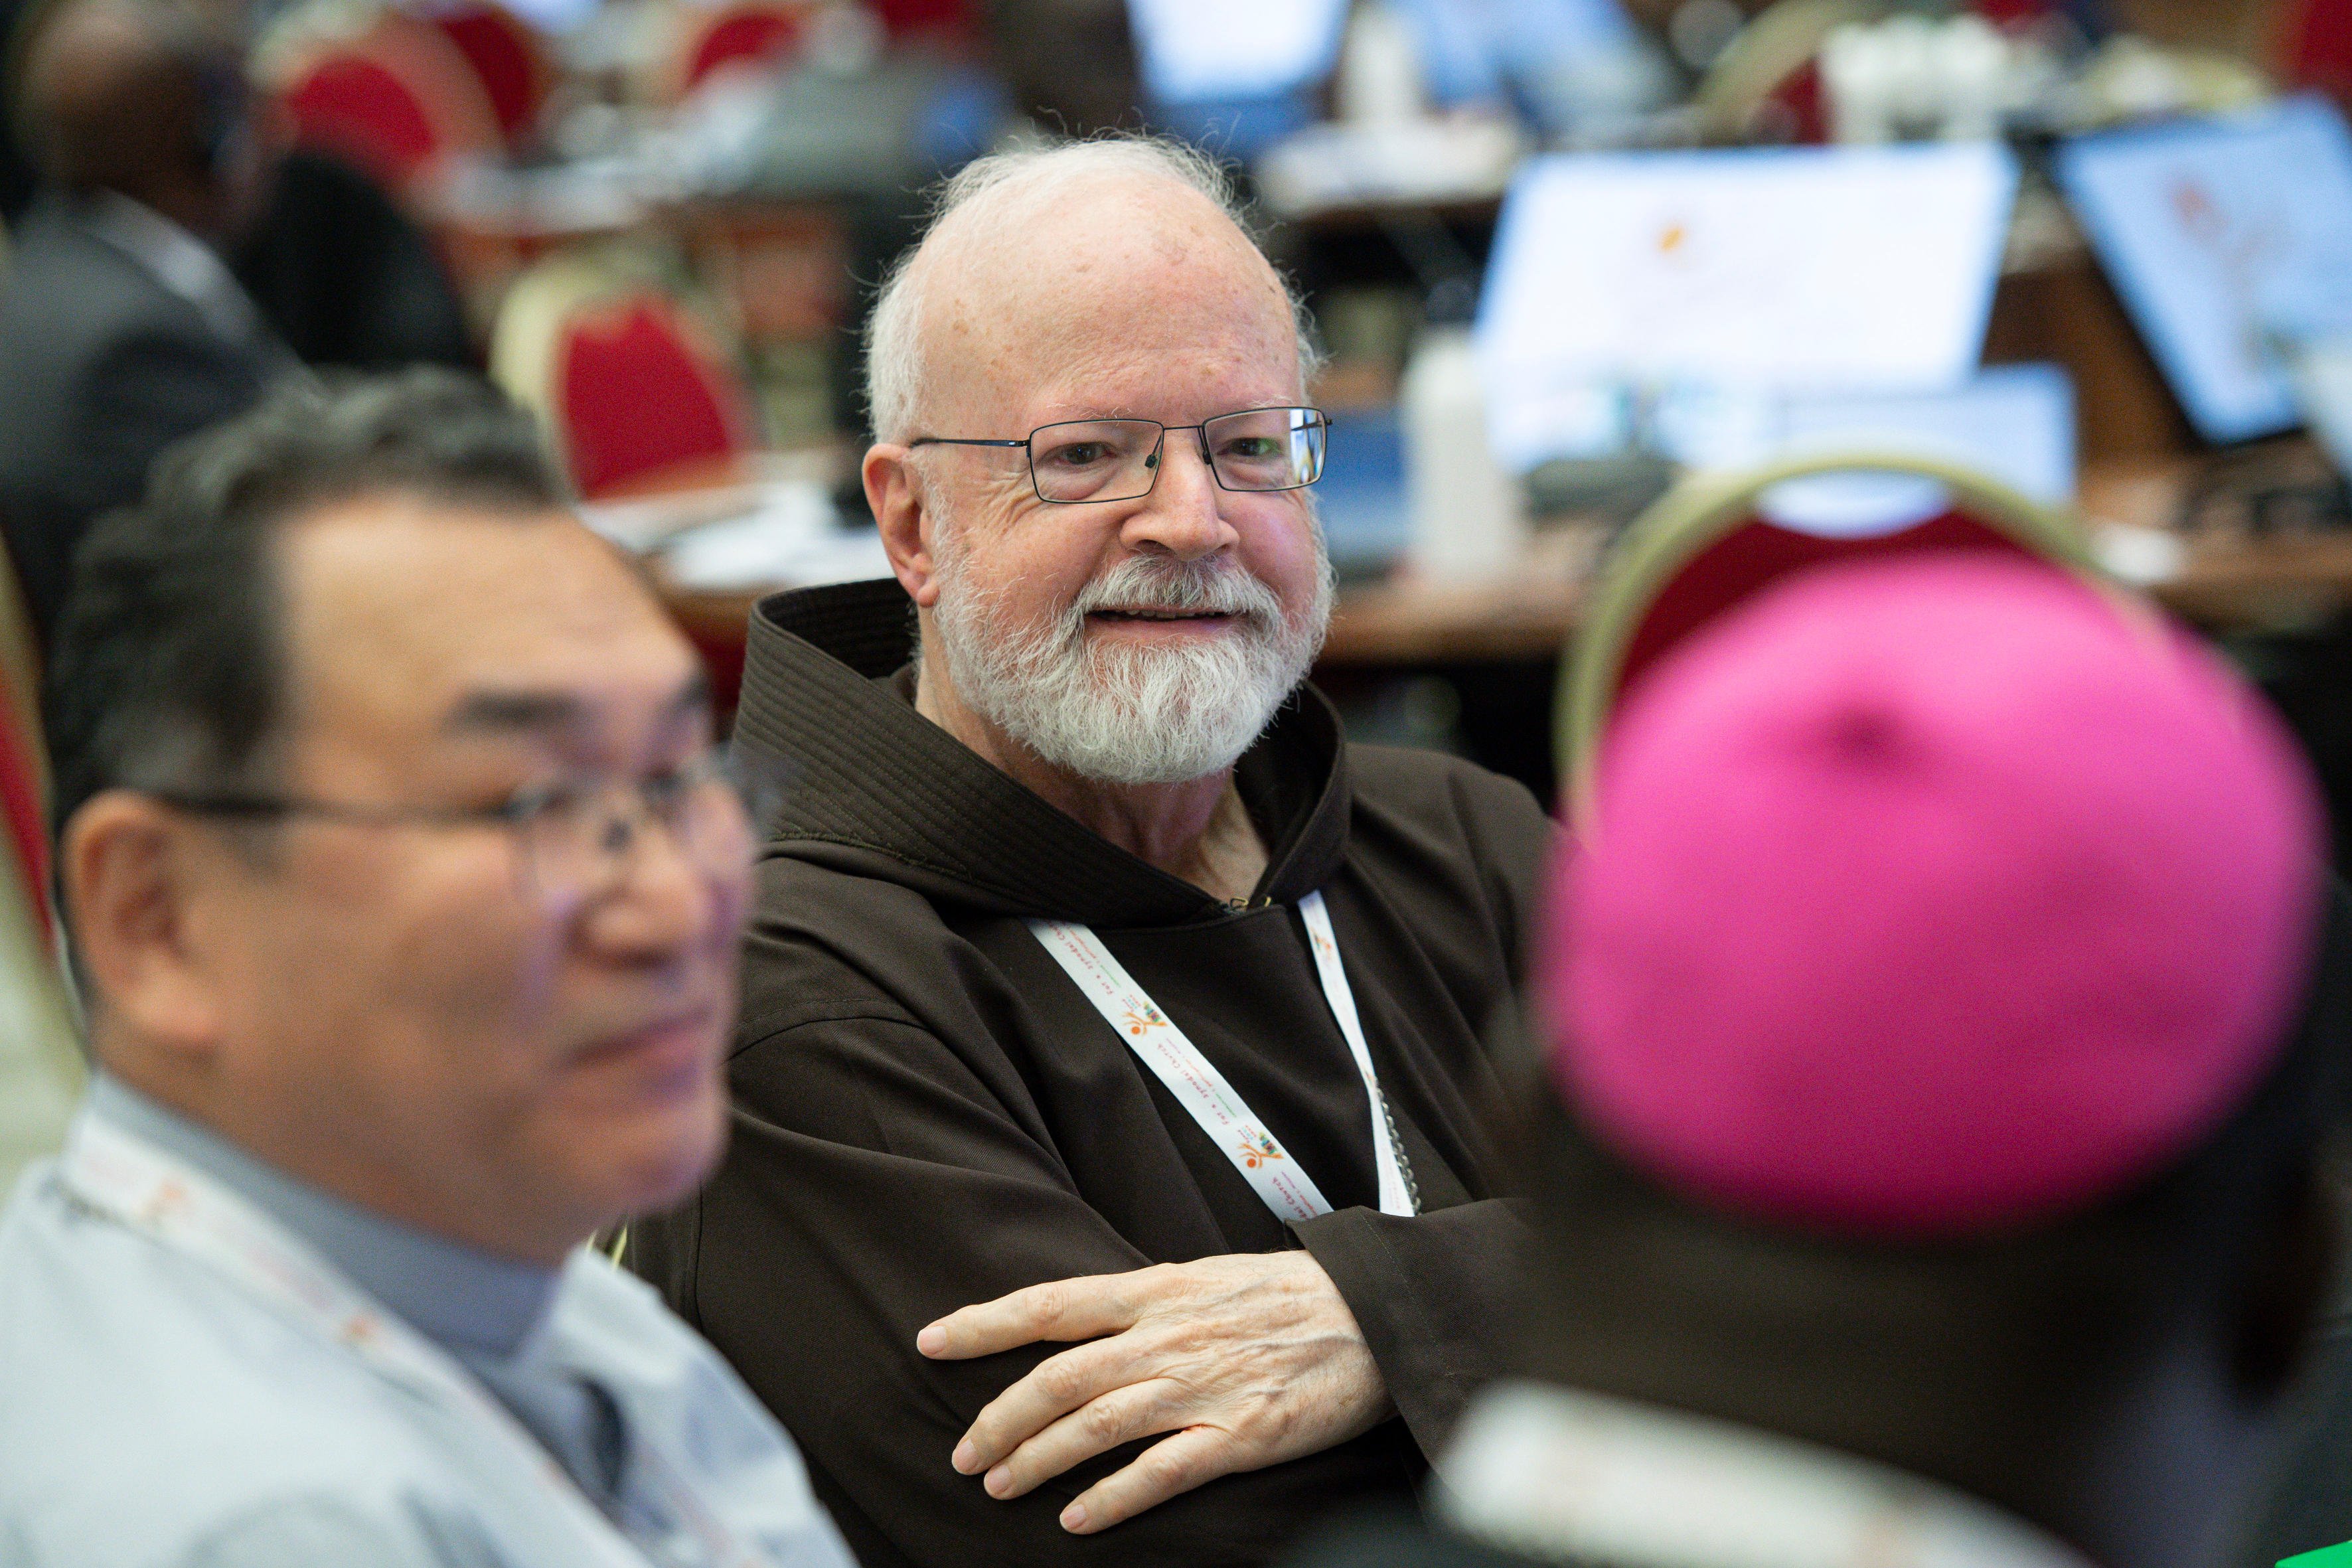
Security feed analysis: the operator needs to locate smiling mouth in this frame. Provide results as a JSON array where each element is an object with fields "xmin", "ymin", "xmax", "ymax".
[{"xmin": 575, "ymin": 1006, "xmax": 719, "ymax": 1071}]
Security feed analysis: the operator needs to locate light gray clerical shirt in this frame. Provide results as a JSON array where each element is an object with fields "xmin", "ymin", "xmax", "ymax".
[{"xmin": 0, "ymin": 1077, "xmax": 856, "ymax": 1568}]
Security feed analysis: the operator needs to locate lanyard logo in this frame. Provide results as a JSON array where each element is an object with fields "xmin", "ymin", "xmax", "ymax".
[{"xmin": 1234, "ymin": 1130, "xmax": 1285, "ymax": 1169}]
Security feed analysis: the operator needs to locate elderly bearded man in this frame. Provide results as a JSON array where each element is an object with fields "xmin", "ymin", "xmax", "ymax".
[{"xmin": 630, "ymin": 138, "xmax": 1552, "ymax": 1568}]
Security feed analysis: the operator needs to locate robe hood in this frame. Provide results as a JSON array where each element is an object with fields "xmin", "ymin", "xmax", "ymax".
[{"xmin": 729, "ymin": 578, "xmax": 1352, "ymax": 927}]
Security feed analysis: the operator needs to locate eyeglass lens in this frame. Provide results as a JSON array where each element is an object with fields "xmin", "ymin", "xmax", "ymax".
[
  {"xmin": 1026, "ymin": 408, "xmax": 1326, "ymax": 503},
  {"xmin": 519, "ymin": 771, "xmax": 755, "ymax": 904}
]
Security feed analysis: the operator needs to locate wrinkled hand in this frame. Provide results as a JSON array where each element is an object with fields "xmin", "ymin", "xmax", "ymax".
[{"xmin": 916, "ymin": 1251, "xmax": 1392, "ymax": 1535}]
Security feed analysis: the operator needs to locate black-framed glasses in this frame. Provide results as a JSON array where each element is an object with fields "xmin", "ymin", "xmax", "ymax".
[
  {"xmin": 148, "ymin": 751, "xmax": 760, "ymax": 907},
  {"xmin": 909, "ymin": 406, "xmax": 1330, "ymax": 505}
]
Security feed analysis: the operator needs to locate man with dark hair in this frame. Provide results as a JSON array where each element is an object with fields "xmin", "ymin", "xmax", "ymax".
[
  {"xmin": 0, "ymin": 0, "xmax": 291, "ymax": 649},
  {"xmin": 0, "ymin": 370, "xmax": 854, "ymax": 1568},
  {"xmin": 1296, "ymin": 554, "xmax": 2349, "ymax": 1568}
]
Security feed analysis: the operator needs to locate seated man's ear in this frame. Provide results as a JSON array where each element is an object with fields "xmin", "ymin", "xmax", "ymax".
[
  {"xmin": 2231, "ymin": 1162, "xmax": 2339, "ymax": 1404},
  {"xmin": 60, "ymin": 793, "xmax": 230, "ymax": 1061},
  {"xmin": 866, "ymin": 445, "xmax": 942, "ymax": 609}
]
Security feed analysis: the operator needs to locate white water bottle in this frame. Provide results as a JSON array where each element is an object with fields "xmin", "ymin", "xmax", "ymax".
[{"xmin": 1401, "ymin": 328, "xmax": 1528, "ymax": 580}]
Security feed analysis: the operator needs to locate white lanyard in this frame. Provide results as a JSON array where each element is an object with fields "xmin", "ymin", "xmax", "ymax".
[
  {"xmin": 56, "ymin": 1115, "xmax": 767, "ymax": 1568},
  {"xmin": 1028, "ymin": 891, "xmax": 1416, "ymax": 1223}
]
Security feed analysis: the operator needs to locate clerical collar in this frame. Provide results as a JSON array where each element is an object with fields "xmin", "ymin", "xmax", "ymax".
[
  {"xmin": 86, "ymin": 1075, "xmax": 558, "ymax": 1360},
  {"xmin": 1435, "ymin": 1381, "xmax": 2097, "ymax": 1568}
]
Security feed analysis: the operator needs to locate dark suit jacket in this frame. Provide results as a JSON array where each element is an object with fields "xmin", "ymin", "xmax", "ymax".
[{"xmin": 0, "ymin": 193, "xmax": 273, "ymax": 647}]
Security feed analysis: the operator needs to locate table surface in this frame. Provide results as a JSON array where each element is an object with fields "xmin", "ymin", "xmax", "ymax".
[{"xmin": 649, "ymin": 441, "xmax": 2352, "ymax": 670}]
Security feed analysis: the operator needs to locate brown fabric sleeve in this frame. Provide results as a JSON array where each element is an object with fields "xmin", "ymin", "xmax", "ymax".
[
  {"xmin": 1291, "ymin": 1200, "xmax": 1532, "ymax": 1456},
  {"xmin": 675, "ymin": 1014, "xmax": 1418, "ymax": 1568}
]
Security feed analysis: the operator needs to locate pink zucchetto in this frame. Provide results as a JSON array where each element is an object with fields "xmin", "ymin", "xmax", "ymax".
[{"xmin": 1545, "ymin": 552, "xmax": 2326, "ymax": 1238}]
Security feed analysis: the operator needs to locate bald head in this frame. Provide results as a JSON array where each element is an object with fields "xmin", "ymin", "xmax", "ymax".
[
  {"xmin": 865, "ymin": 138, "xmax": 1319, "ymax": 444},
  {"xmin": 21, "ymin": 0, "xmax": 238, "ymax": 228}
]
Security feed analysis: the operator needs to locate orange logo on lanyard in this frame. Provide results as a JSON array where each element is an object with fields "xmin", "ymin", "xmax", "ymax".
[{"xmin": 1235, "ymin": 1131, "xmax": 1285, "ymax": 1168}]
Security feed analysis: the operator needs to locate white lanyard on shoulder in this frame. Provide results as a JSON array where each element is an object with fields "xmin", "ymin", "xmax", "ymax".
[
  {"xmin": 1028, "ymin": 890, "xmax": 1417, "ymax": 1223},
  {"xmin": 56, "ymin": 1115, "xmax": 767, "ymax": 1568}
]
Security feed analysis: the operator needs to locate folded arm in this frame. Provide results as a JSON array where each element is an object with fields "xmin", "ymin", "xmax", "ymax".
[{"xmin": 641, "ymin": 1012, "xmax": 1421, "ymax": 1568}]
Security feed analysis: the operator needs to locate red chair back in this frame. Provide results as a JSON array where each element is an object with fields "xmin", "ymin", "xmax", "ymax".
[
  {"xmin": 870, "ymin": 0, "xmax": 969, "ymax": 35},
  {"xmin": 2284, "ymin": 0, "xmax": 2352, "ymax": 108},
  {"xmin": 552, "ymin": 295, "xmax": 755, "ymax": 499},
  {"xmin": 275, "ymin": 20, "xmax": 499, "ymax": 191},
  {"xmin": 0, "ymin": 673, "xmax": 45, "ymax": 942},
  {"xmin": 1615, "ymin": 512, "xmax": 2033, "ymax": 706},
  {"xmin": 427, "ymin": 2, "xmax": 549, "ymax": 145},
  {"xmin": 680, "ymin": 3, "xmax": 807, "ymax": 94}
]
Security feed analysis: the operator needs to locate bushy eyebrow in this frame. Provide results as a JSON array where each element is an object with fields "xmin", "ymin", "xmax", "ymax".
[{"xmin": 443, "ymin": 671, "xmax": 712, "ymax": 740}]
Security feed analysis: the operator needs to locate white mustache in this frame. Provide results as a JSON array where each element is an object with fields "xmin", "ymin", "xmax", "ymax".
[{"xmin": 1066, "ymin": 557, "xmax": 1285, "ymax": 628}]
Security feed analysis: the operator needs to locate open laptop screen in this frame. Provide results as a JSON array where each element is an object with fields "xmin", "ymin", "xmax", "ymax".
[{"xmin": 2055, "ymin": 95, "xmax": 2352, "ymax": 445}]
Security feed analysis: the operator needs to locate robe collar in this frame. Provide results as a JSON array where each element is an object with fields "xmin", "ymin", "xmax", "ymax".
[{"xmin": 730, "ymin": 578, "xmax": 1352, "ymax": 928}]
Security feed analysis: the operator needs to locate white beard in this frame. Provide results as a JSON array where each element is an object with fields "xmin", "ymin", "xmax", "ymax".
[{"xmin": 930, "ymin": 522, "xmax": 1334, "ymax": 787}]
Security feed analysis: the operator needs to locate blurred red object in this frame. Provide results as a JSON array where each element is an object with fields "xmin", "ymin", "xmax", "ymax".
[
  {"xmin": 869, "ymin": 0, "xmax": 969, "ymax": 37},
  {"xmin": 0, "ymin": 668, "xmax": 45, "ymax": 942},
  {"xmin": 0, "ymin": 550, "xmax": 48, "ymax": 940},
  {"xmin": 424, "ymin": 1, "xmax": 551, "ymax": 146},
  {"xmin": 552, "ymin": 295, "xmax": 756, "ymax": 499},
  {"xmin": 1616, "ymin": 512, "xmax": 2033, "ymax": 702},
  {"xmin": 2283, "ymin": 0, "xmax": 2352, "ymax": 108},
  {"xmin": 273, "ymin": 17, "xmax": 501, "ymax": 192},
  {"xmin": 1761, "ymin": 57, "xmax": 1830, "ymax": 144},
  {"xmin": 1970, "ymin": 0, "xmax": 2055, "ymax": 23},
  {"xmin": 678, "ymin": 1, "xmax": 810, "ymax": 95}
]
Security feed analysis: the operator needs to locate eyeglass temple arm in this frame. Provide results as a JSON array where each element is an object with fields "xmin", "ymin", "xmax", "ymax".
[{"xmin": 905, "ymin": 437, "xmax": 1030, "ymax": 449}]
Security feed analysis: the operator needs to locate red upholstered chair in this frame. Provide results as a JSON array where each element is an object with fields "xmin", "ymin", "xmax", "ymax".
[
  {"xmin": 869, "ymin": 0, "xmax": 969, "ymax": 36},
  {"xmin": 272, "ymin": 16, "xmax": 502, "ymax": 193},
  {"xmin": 675, "ymin": 0, "xmax": 811, "ymax": 96},
  {"xmin": 0, "ymin": 668, "xmax": 46, "ymax": 947},
  {"xmin": 424, "ymin": 1, "xmax": 552, "ymax": 148},
  {"xmin": 1557, "ymin": 452, "xmax": 2101, "ymax": 820},
  {"xmin": 0, "ymin": 538, "xmax": 48, "ymax": 939},
  {"xmin": 2283, "ymin": 0, "xmax": 2352, "ymax": 109},
  {"xmin": 550, "ymin": 292, "xmax": 757, "ymax": 499}
]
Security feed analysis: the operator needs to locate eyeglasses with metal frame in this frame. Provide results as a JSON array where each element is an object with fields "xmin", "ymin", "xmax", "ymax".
[
  {"xmin": 907, "ymin": 406, "xmax": 1331, "ymax": 505},
  {"xmin": 145, "ymin": 750, "xmax": 760, "ymax": 906}
]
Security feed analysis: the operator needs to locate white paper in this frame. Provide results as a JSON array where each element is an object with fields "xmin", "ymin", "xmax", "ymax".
[
  {"xmin": 1128, "ymin": 0, "xmax": 1350, "ymax": 102},
  {"xmin": 2056, "ymin": 94, "xmax": 2352, "ymax": 443},
  {"xmin": 580, "ymin": 479, "xmax": 890, "ymax": 593},
  {"xmin": 661, "ymin": 483, "xmax": 892, "ymax": 591},
  {"xmin": 1476, "ymin": 143, "xmax": 2017, "ymax": 471}
]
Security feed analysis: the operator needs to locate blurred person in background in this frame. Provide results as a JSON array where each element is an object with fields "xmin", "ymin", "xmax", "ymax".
[
  {"xmin": 1294, "ymin": 552, "xmax": 2349, "ymax": 1568},
  {"xmin": 0, "ymin": 372, "xmax": 854, "ymax": 1568},
  {"xmin": 230, "ymin": 145, "xmax": 474, "ymax": 378},
  {"xmin": 629, "ymin": 134, "xmax": 1553, "ymax": 1568},
  {"xmin": 0, "ymin": 0, "xmax": 290, "ymax": 653}
]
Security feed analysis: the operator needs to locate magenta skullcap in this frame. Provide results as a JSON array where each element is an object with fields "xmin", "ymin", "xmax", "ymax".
[{"xmin": 1547, "ymin": 553, "xmax": 2325, "ymax": 1237}]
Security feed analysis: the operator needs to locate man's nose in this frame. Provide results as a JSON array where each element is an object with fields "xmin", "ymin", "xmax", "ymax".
[
  {"xmin": 580, "ymin": 816, "xmax": 724, "ymax": 961},
  {"xmin": 1122, "ymin": 431, "xmax": 1237, "ymax": 562}
]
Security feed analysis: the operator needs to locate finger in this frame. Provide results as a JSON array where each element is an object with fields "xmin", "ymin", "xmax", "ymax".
[
  {"xmin": 951, "ymin": 1339, "xmax": 1139, "ymax": 1476},
  {"xmin": 978, "ymin": 1380, "xmax": 1186, "ymax": 1501},
  {"xmin": 1059, "ymin": 1427, "xmax": 1239, "ymax": 1535},
  {"xmin": 918, "ymin": 1271, "xmax": 1146, "ymax": 1360}
]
